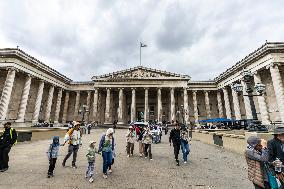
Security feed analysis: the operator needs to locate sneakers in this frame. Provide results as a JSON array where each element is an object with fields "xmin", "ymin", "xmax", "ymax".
[
  {"xmin": 72, "ymin": 165, "xmax": 77, "ymax": 169},
  {"xmin": 108, "ymin": 169, "xmax": 113, "ymax": 173},
  {"xmin": 0, "ymin": 168, "xmax": 8, "ymax": 172},
  {"xmin": 103, "ymin": 174, "xmax": 108, "ymax": 179},
  {"xmin": 150, "ymin": 159, "xmax": 153, "ymax": 161},
  {"xmin": 62, "ymin": 162, "xmax": 66, "ymax": 167},
  {"xmin": 47, "ymin": 174, "xmax": 51, "ymax": 178},
  {"xmin": 184, "ymin": 161, "xmax": 187, "ymax": 164},
  {"xmin": 89, "ymin": 177, "xmax": 94, "ymax": 183},
  {"xmin": 139, "ymin": 154, "xmax": 142, "ymax": 157},
  {"xmin": 176, "ymin": 159, "xmax": 180, "ymax": 166},
  {"xmin": 127, "ymin": 155, "xmax": 130, "ymax": 157}
]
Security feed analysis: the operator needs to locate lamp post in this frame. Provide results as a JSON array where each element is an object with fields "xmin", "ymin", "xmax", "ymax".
[
  {"xmin": 232, "ymin": 69, "xmax": 266, "ymax": 129},
  {"xmin": 78, "ymin": 105, "xmax": 89, "ymax": 123}
]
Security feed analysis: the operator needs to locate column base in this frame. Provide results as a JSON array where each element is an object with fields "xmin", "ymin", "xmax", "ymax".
[
  {"xmin": 117, "ymin": 122, "xmax": 125, "ymax": 125},
  {"xmin": 104, "ymin": 122, "xmax": 112, "ymax": 125},
  {"xmin": 15, "ymin": 119, "xmax": 24, "ymax": 123}
]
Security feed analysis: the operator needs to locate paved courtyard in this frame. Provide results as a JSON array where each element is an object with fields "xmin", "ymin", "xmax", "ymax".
[{"xmin": 0, "ymin": 128, "xmax": 253, "ymax": 189}]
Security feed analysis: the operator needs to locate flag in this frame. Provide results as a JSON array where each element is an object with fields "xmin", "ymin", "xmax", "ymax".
[{"xmin": 140, "ymin": 42, "xmax": 147, "ymax": 47}]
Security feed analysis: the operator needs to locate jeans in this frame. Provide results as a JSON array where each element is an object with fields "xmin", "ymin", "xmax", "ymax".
[
  {"xmin": 181, "ymin": 141, "xmax": 190, "ymax": 162},
  {"xmin": 144, "ymin": 144, "xmax": 152, "ymax": 159},
  {"xmin": 86, "ymin": 162, "xmax": 95, "ymax": 178},
  {"xmin": 102, "ymin": 151, "xmax": 112, "ymax": 174},
  {"xmin": 126, "ymin": 142, "xmax": 134, "ymax": 155},
  {"xmin": 0, "ymin": 147, "xmax": 11, "ymax": 169},
  {"xmin": 48, "ymin": 158, "xmax": 57, "ymax": 175},
  {"xmin": 63, "ymin": 144, "xmax": 79, "ymax": 166}
]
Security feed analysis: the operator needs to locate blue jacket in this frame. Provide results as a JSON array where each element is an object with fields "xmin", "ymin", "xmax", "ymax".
[{"xmin": 98, "ymin": 134, "xmax": 115, "ymax": 152}]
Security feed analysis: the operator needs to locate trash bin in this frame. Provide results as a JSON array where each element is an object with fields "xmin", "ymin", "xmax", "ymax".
[{"xmin": 213, "ymin": 134, "xmax": 223, "ymax": 147}]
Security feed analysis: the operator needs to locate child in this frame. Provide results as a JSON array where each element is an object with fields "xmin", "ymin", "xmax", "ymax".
[
  {"xmin": 86, "ymin": 141, "xmax": 98, "ymax": 183},
  {"xmin": 46, "ymin": 136, "xmax": 60, "ymax": 178},
  {"xmin": 143, "ymin": 127, "xmax": 153, "ymax": 160}
]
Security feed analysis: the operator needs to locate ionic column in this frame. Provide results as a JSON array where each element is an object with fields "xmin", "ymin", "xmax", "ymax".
[
  {"xmin": 192, "ymin": 91, "xmax": 199, "ymax": 123},
  {"xmin": 0, "ymin": 69, "xmax": 16, "ymax": 120},
  {"xmin": 54, "ymin": 88, "xmax": 63, "ymax": 124},
  {"xmin": 74, "ymin": 91, "xmax": 80, "ymax": 120},
  {"xmin": 222, "ymin": 87, "xmax": 232, "ymax": 119},
  {"xmin": 217, "ymin": 90, "xmax": 224, "ymax": 118},
  {"xmin": 157, "ymin": 88, "xmax": 162, "ymax": 123},
  {"xmin": 32, "ymin": 80, "xmax": 44, "ymax": 123},
  {"xmin": 183, "ymin": 88, "xmax": 189, "ymax": 124},
  {"xmin": 144, "ymin": 88, "xmax": 149, "ymax": 122},
  {"xmin": 105, "ymin": 88, "xmax": 111, "ymax": 124},
  {"xmin": 204, "ymin": 91, "xmax": 211, "ymax": 118},
  {"xmin": 253, "ymin": 73, "xmax": 270, "ymax": 124},
  {"xmin": 270, "ymin": 64, "xmax": 284, "ymax": 122},
  {"xmin": 241, "ymin": 80, "xmax": 253, "ymax": 119},
  {"xmin": 62, "ymin": 91, "xmax": 69, "ymax": 123},
  {"xmin": 44, "ymin": 85, "xmax": 55, "ymax": 122},
  {"xmin": 170, "ymin": 88, "xmax": 176, "ymax": 121},
  {"xmin": 231, "ymin": 86, "xmax": 241, "ymax": 120},
  {"xmin": 93, "ymin": 88, "xmax": 99, "ymax": 122},
  {"xmin": 118, "ymin": 88, "xmax": 124, "ymax": 124},
  {"xmin": 131, "ymin": 88, "xmax": 136, "ymax": 122},
  {"xmin": 16, "ymin": 74, "xmax": 32, "ymax": 122},
  {"xmin": 86, "ymin": 91, "xmax": 91, "ymax": 122}
]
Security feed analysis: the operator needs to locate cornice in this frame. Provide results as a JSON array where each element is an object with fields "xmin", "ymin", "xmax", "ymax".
[{"xmin": 214, "ymin": 42, "xmax": 284, "ymax": 83}]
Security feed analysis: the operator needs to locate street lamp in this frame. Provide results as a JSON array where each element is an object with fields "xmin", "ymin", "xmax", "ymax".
[
  {"xmin": 232, "ymin": 69, "xmax": 266, "ymax": 123},
  {"xmin": 78, "ymin": 105, "xmax": 89, "ymax": 123}
]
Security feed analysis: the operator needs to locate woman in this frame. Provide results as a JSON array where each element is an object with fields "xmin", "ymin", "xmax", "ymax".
[
  {"xmin": 180, "ymin": 128, "xmax": 191, "ymax": 164},
  {"xmin": 99, "ymin": 128, "xmax": 115, "ymax": 179},
  {"xmin": 245, "ymin": 136, "xmax": 270, "ymax": 189},
  {"xmin": 126, "ymin": 126, "xmax": 136, "ymax": 157}
]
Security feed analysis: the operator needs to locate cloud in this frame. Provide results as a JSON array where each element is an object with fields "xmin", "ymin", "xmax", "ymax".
[{"xmin": 0, "ymin": 0, "xmax": 283, "ymax": 81}]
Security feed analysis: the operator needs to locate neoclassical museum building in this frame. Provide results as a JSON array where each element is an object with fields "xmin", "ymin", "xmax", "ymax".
[{"xmin": 0, "ymin": 42, "xmax": 284, "ymax": 126}]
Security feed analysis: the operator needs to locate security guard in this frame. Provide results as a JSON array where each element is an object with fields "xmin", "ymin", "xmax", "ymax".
[{"xmin": 0, "ymin": 122, "xmax": 17, "ymax": 172}]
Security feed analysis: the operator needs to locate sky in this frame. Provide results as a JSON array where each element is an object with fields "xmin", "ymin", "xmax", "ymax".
[{"xmin": 0, "ymin": 0, "xmax": 283, "ymax": 81}]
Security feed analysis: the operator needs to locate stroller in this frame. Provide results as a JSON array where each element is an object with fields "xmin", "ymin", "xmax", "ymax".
[{"xmin": 151, "ymin": 129, "xmax": 161, "ymax": 144}]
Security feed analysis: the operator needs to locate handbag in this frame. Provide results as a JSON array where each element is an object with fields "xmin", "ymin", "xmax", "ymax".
[{"xmin": 264, "ymin": 163, "xmax": 280, "ymax": 189}]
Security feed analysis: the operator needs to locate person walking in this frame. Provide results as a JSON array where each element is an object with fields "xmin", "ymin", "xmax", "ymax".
[
  {"xmin": 0, "ymin": 122, "xmax": 17, "ymax": 172},
  {"xmin": 126, "ymin": 126, "xmax": 136, "ymax": 157},
  {"xmin": 268, "ymin": 127, "xmax": 284, "ymax": 186},
  {"xmin": 46, "ymin": 136, "xmax": 60, "ymax": 178},
  {"xmin": 136, "ymin": 125, "xmax": 145, "ymax": 157},
  {"xmin": 62, "ymin": 121, "xmax": 82, "ymax": 168},
  {"xmin": 98, "ymin": 128, "xmax": 115, "ymax": 179},
  {"xmin": 245, "ymin": 136, "xmax": 270, "ymax": 189},
  {"xmin": 169, "ymin": 123, "xmax": 181, "ymax": 166},
  {"xmin": 143, "ymin": 127, "xmax": 153, "ymax": 160},
  {"xmin": 85, "ymin": 141, "xmax": 99, "ymax": 183},
  {"xmin": 180, "ymin": 127, "xmax": 191, "ymax": 164}
]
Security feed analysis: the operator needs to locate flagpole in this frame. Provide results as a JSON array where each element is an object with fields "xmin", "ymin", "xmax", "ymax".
[{"xmin": 140, "ymin": 42, "xmax": 142, "ymax": 66}]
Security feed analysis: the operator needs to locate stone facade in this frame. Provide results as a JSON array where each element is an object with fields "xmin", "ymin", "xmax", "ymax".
[{"xmin": 1, "ymin": 42, "xmax": 284, "ymax": 125}]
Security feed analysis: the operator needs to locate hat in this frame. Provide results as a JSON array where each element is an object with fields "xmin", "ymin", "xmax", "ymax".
[
  {"xmin": 106, "ymin": 128, "xmax": 114, "ymax": 135},
  {"xmin": 129, "ymin": 126, "xmax": 133, "ymax": 129},
  {"xmin": 247, "ymin": 136, "xmax": 261, "ymax": 148},
  {"xmin": 89, "ymin": 141, "xmax": 96, "ymax": 147},
  {"xmin": 273, "ymin": 127, "xmax": 284, "ymax": 135},
  {"xmin": 73, "ymin": 121, "xmax": 80, "ymax": 126}
]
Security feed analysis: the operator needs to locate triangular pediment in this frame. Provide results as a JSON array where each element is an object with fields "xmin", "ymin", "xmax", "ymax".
[{"xmin": 92, "ymin": 66, "xmax": 190, "ymax": 81}]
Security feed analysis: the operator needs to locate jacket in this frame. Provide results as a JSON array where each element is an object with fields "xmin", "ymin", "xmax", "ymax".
[
  {"xmin": 245, "ymin": 145, "xmax": 269, "ymax": 188},
  {"xmin": 169, "ymin": 128, "xmax": 181, "ymax": 145},
  {"xmin": 143, "ymin": 131, "xmax": 152, "ymax": 144},
  {"xmin": 86, "ymin": 147, "xmax": 98, "ymax": 162},
  {"xmin": 47, "ymin": 144, "xmax": 60, "ymax": 159},
  {"xmin": 0, "ymin": 127, "xmax": 17, "ymax": 148},
  {"xmin": 64, "ymin": 128, "xmax": 81, "ymax": 145},
  {"xmin": 126, "ymin": 130, "xmax": 136, "ymax": 143},
  {"xmin": 268, "ymin": 137, "xmax": 284, "ymax": 165},
  {"xmin": 99, "ymin": 134, "xmax": 115, "ymax": 152}
]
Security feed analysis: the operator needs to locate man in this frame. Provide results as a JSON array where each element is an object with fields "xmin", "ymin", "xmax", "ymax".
[
  {"xmin": 245, "ymin": 136, "xmax": 269, "ymax": 189},
  {"xmin": 268, "ymin": 126, "xmax": 284, "ymax": 184},
  {"xmin": 0, "ymin": 122, "xmax": 17, "ymax": 172},
  {"xmin": 169, "ymin": 123, "xmax": 181, "ymax": 166},
  {"xmin": 62, "ymin": 121, "xmax": 82, "ymax": 168}
]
